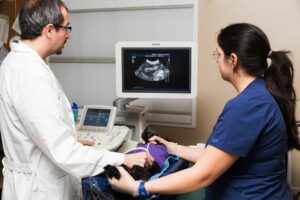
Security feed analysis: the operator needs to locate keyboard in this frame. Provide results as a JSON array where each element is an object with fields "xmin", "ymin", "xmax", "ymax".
[{"xmin": 77, "ymin": 126, "xmax": 129, "ymax": 151}]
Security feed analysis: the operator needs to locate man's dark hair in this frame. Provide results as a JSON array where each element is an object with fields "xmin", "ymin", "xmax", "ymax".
[{"xmin": 19, "ymin": 0, "xmax": 68, "ymax": 40}]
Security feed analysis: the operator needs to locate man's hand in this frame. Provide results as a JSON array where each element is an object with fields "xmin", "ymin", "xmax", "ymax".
[
  {"xmin": 108, "ymin": 166, "xmax": 140, "ymax": 196},
  {"xmin": 78, "ymin": 140, "xmax": 95, "ymax": 146},
  {"xmin": 124, "ymin": 152, "xmax": 154, "ymax": 168}
]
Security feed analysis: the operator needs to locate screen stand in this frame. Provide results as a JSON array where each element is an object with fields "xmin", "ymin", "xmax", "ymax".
[{"xmin": 113, "ymin": 98, "xmax": 148, "ymax": 143}]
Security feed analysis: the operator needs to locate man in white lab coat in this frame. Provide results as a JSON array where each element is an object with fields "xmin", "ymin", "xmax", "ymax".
[{"xmin": 0, "ymin": 0, "xmax": 151, "ymax": 199}]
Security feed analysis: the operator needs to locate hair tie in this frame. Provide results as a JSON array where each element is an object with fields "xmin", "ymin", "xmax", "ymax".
[{"xmin": 267, "ymin": 50, "xmax": 272, "ymax": 58}]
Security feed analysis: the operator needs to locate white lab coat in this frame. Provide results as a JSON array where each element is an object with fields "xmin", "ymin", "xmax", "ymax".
[{"xmin": 0, "ymin": 42, "xmax": 124, "ymax": 200}]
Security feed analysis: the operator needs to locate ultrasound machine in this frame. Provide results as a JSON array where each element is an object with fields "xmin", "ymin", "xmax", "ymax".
[
  {"xmin": 77, "ymin": 105, "xmax": 130, "ymax": 151},
  {"xmin": 114, "ymin": 41, "xmax": 198, "ymax": 145},
  {"xmin": 77, "ymin": 41, "xmax": 198, "ymax": 152}
]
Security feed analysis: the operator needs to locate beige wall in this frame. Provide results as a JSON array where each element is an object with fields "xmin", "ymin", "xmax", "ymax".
[{"xmin": 153, "ymin": 0, "xmax": 300, "ymax": 190}]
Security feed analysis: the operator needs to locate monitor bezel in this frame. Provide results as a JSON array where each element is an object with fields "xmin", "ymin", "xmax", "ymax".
[
  {"xmin": 78, "ymin": 105, "xmax": 116, "ymax": 132},
  {"xmin": 115, "ymin": 41, "xmax": 198, "ymax": 99}
]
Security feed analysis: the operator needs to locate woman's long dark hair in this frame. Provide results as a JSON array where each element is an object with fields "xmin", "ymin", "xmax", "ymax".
[{"xmin": 217, "ymin": 23, "xmax": 299, "ymax": 150}]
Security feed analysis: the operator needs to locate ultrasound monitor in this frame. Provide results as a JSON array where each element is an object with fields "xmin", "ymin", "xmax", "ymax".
[
  {"xmin": 78, "ymin": 105, "xmax": 116, "ymax": 132},
  {"xmin": 83, "ymin": 109, "xmax": 110, "ymax": 127},
  {"xmin": 115, "ymin": 41, "xmax": 198, "ymax": 99}
]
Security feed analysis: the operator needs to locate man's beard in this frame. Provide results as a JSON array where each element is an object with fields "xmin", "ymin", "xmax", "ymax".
[
  {"xmin": 56, "ymin": 40, "xmax": 66, "ymax": 55},
  {"xmin": 56, "ymin": 50, "xmax": 62, "ymax": 55}
]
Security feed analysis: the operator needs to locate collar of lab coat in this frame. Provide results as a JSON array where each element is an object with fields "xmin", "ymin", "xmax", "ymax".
[
  {"xmin": 11, "ymin": 41, "xmax": 66, "ymax": 94},
  {"xmin": 11, "ymin": 41, "xmax": 51, "ymax": 72}
]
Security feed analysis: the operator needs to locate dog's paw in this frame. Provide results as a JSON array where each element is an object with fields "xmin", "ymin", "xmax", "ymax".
[{"xmin": 104, "ymin": 165, "xmax": 121, "ymax": 179}]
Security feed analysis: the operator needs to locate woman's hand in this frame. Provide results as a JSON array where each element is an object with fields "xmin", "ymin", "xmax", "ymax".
[
  {"xmin": 108, "ymin": 166, "xmax": 140, "ymax": 196},
  {"xmin": 148, "ymin": 136, "xmax": 178, "ymax": 154},
  {"xmin": 124, "ymin": 152, "xmax": 154, "ymax": 168}
]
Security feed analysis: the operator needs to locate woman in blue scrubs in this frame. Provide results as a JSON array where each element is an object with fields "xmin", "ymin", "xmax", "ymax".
[{"xmin": 108, "ymin": 23, "xmax": 300, "ymax": 200}]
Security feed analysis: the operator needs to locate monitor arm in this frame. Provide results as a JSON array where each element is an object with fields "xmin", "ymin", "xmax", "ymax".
[{"xmin": 113, "ymin": 98, "xmax": 139, "ymax": 111}]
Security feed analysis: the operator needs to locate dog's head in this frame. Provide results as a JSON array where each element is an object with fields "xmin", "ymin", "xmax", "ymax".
[{"xmin": 141, "ymin": 126, "xmax": 158, "ymax": 143}]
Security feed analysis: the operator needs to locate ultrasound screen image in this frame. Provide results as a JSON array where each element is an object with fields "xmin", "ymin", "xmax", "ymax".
[
  {"xmin": 122, "ymin": 48, "xmax": 191, "ymax": 93},
  {"xmin": 134, "ymin": 56, "xmax": 170, "ymax": 82},
  {"xmin": 83, "ymin": 108, "xmax": 111, "ymax": 127}
]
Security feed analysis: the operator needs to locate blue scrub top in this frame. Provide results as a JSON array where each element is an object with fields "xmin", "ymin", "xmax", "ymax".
[{"xmin": 205, "ymin": 78, "xmax": 293, "ymax": 200}]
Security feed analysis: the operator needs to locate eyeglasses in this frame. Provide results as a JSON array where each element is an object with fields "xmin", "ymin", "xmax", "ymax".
[
  {"xmin": 55, "ymin": 23, "xmax": 72, "ymax": 34},
  {"xmin": 212, "ymin": 50, "xmax": 220, "ymax": 60}
]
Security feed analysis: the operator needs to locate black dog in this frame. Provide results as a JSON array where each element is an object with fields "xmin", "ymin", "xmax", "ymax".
[{"xmin": 104, "ymin": 127, "xmax": 164, "ymax": 200}]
